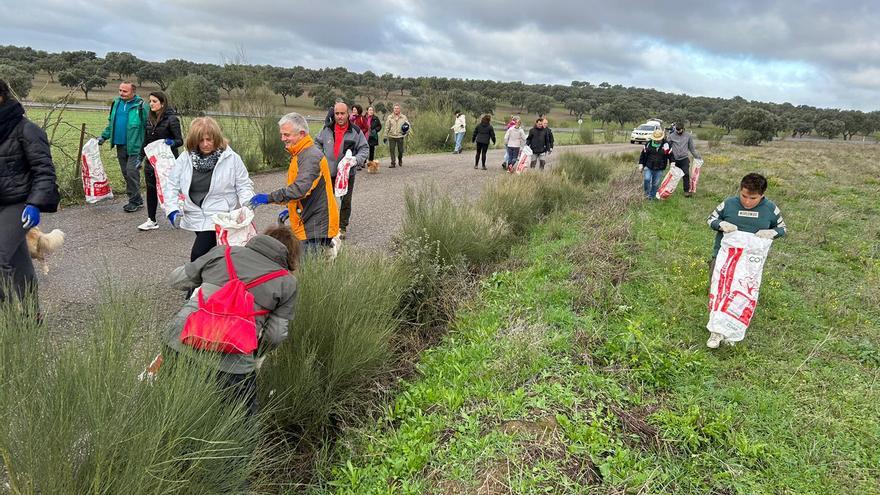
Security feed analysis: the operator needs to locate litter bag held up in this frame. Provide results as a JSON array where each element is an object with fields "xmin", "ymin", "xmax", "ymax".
[
  {"xmin": 144, "ymin": 140, "xmax": 179, "ymax": 211},
  {"xmin": 214, "ymin": 207, "xmax": 257, "ymax": 247},
  {"xmin": 335, "ymin": 150, "xmax": 357, "ymax": 197},
  {"xmin": 707, "ymin": 231, "xmax": 773, "ymax": 343},
  {"xmin": 80, "ymin": 138, "xmax": 113, "ymax": 203},
  {"xmin": 656, "ymin": 165, "xmax": 685, "ymax": 200},
  {"xmin": 689, "ymin": 158, "xmax": 704, "ymax": 194},
  {"xmin": 514, "ymin": 146, "xmax": 533, "ymax": 174}
]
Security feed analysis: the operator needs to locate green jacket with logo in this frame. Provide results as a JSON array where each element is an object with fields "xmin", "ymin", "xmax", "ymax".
[
  {"xmin": 100, "ymin": 95, "xmax": 147, "ymax": 156},
  {"xmin": 707, "ymin": 196, "xmax": 787, "ymax": 256}
]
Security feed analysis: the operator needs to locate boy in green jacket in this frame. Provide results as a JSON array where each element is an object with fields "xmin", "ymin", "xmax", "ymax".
[{"xmin": 705, "ymin": 173, "xmax": 787, "ymax": 348}]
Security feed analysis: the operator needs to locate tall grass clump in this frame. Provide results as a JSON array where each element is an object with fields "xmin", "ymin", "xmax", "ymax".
[
  {"xmin": 260, "ymin": 251, "xmax": 406, "ymax": 436},
  {"xmin": 398, "ymin": 184, "xmax": 509, "ymax": 267},
  {"xmin": 481, "ymin": 173, "xmax": 586, "ymax": 236},
  {"xmin": 579, "ymin": 120, "xmax": 595, "ymax": 144},
  {"xmin": 555, "ymin": 151, "xmax": 613, "ymax": 186},
  {"xmin": 406, "ymin": 111, "xmax": 451, "ymax": 154},
  {"xmin": 0, "ymin": 289, "xmax": 266, "ymax": 494}
]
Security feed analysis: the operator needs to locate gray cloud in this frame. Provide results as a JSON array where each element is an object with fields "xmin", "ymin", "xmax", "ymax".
[{"xmin": 3, "ymin": 0, "xmax": 877, "ymax": 110}]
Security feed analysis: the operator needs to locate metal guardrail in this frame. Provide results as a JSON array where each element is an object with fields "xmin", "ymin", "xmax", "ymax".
[{"xmin": 22, "ymin": 101, "xmax": 328, "ymax": 122}]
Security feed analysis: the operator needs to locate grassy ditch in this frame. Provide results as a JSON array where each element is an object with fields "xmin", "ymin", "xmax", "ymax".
[{"xmin": 314, "ymin": 140, "xmax": 879, "ymax": 494}]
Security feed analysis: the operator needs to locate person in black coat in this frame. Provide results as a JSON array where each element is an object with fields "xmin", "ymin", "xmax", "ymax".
[
  {"xmin": 139, "ymin": 91, "xmax": 183, "ymax": 231},
  {"xmin": 526, "ymin": 118, "xmax": 552, "ymax": 170},
  {"xmin": 637, "ymin": 128, "xmax": 671, "ymax": 199},
  {"xmin": 0, "ymin": 79, "xmax": 59, "ymax": 306},
  {"xmin": 366, "ymin": 106, "xmax": 382, "ymax": 161},
  {"xmin": 471, "ymin": 114, "xmax": 495, "ymax": 170}
]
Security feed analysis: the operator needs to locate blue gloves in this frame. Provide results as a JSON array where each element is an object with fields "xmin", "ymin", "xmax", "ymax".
[
  {"xmin": 21, "ymin": 205, "xmax": 40, "ymax": 229},
  {"xmin": 168, "ymin": 211, "xmax": 181, "ymax": 228},
  {"xmin": 97, "ymin": 137, "xmax": 106, "ymax": 145},
  {"xmin": 277, "ymin": 208, "xmax": 289, "ymax": 225},
  {"xmin": 249, "ymin": 193, "xmax": 270, "ymax": 208},
  {"xmin": 164, "ymin": 138, "xmax": 174, "ymax": 146}
]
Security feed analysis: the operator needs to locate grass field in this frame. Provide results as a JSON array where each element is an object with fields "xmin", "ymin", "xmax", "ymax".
[{"xmin": 314, "ymin": 140, "xmax": 880, "ymax": 494}]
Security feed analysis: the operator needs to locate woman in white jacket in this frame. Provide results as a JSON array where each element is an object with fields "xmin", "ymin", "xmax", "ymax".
[
  {"xmin": 164, "ymin": 117, "xmax": 254, "ymax": 261},
  {"xmin": 503, "ymin": 116, "xmax": 527, "ymax": 171}
]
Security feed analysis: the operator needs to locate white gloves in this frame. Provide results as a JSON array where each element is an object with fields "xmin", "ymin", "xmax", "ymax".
[
  {"xmin": 756, "ymin": 229, "xmax": 777, "ymax": 239},
  {"xmin": 638, "ymin": 164, "xmax": 644, "ymax": 172},
  {"xmin": 718, "ymin": 221, "xmax": 737, "ymax": 233}
]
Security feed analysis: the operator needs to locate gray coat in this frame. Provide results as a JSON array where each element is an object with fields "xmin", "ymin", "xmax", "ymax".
[
  {"xmin": 314, "ymin": 123, "xmax": 369, "ymax": 178},
  {"xmin": 666, "ymin": 130, "xmax": 702, "ymax": 161},
  {"xmin": 164, "ymin": 235, "xmax": 297, "ymax": 374}
]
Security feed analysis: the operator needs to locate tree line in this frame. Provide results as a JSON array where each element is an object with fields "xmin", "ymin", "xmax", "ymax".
[{"xmin": 1, "ymin": 45, "xmax": 878, "ymax": 143}]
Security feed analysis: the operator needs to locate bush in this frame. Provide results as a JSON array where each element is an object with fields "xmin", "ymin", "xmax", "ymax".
[
  {"xmin": 260, "ymin": 251, "xmax": 406, "ymax": 435},
  {"xmin": 398, "ymin": 184, "xmax": 509, "ymax": 268},
  {"xmin": 481, "ymin": 173, "xmax": 586, "ymax": 236},
  {"xmin": 0, "ymin": 290, "xmax": 265, "ymax": 493},
  {"xmin": 555, "ymin": 152, "xmax": 612, "ymax": 186},
  {"xmin": 735, "ymin": 129, "xmax": 764, "ymax": 146},
  {"xmin": 696, "ymin": 128, "xmax": 725, "ymax": 148},
  {"xmin": 579, "ymin": 121, "xmax": 595, "ymax": 144},
  {"xmin": 406, "ymin": 111, "xmax": 451, "ymax": 154},
  {"xmin": 168, "ymin": 74, "xmax": 220, "ymax": 115}
]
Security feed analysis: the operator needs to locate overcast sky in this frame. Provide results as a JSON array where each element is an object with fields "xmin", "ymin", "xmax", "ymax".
[{"xmin": 4, "ymin": 1, "xmax": 878, "ymax": 111}]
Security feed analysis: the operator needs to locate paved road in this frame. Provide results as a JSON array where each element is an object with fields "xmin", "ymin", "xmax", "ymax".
[{"xmin": 36, "ymin": 143, "xmax": 640, "ymax": 329}]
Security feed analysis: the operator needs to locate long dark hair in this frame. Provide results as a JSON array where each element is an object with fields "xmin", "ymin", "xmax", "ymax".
[
  {"xmin": 148, "ymin": 91, "xmax": 170, "ymax": 126},
  {"xmin": 0, "ymin": 79, "xmax": 12, "ymax": 103}
]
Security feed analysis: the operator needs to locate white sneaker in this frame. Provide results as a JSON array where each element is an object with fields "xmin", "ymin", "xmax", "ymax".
[
  {"xmin": 706, "ymin": 332, "xmax": 723, "ymax": 349},
  {"xmin": 138, "ymin": 219, "xmax": 159, "ymax": 231}
]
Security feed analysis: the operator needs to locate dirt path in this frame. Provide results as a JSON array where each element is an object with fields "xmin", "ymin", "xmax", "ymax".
[{"xmin": 36, "ymin": 143, "xmax": 640, "ymax": 327}]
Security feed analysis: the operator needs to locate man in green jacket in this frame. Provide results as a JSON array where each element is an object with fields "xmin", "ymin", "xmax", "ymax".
[{"xmin": 98, "ymin": 82, "xmax": 147, "ymax": 212}]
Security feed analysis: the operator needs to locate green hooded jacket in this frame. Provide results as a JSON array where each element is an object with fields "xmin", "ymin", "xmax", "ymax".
[{"xmin": 100, "ymin": 95, "xmax": 147, "ymax": 155}]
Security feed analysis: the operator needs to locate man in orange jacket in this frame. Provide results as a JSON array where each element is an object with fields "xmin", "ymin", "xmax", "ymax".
[{"xmin": 250, "ymin": 112, "xmax": 338, "ymax": 253}]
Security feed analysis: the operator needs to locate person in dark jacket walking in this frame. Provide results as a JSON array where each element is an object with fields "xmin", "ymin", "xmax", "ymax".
[
  {"xmin": 139, "ymin": 91, "xmax": 183, "ymax": 231},
  {"xmin": 526, "ymin": 118, "xmax": 552, "ymax": 170},
  {"xmin": 366, "ymin": 106, "xmax": 382, "ymax": 161},
  {"xmin": 98, "ymin": 82, "xmax": 147, "ymax": 212},
  {"xmin": 471, "ymin": 115, "xmax": 495, "ymax": 170},
  {"xmin": 542, "ymin": 118, "xmax": 555, "ymax": 152},
  {"xmin": 163, "ymin": 226, "xmax": 299, "ymax": 417},
  {"xmin": 0, "ymin": 79, "xmax": 60, "ymax": 305},
  {"xmin": 637, "ymin": 128, "xmax": 671, "ymax": 199}
]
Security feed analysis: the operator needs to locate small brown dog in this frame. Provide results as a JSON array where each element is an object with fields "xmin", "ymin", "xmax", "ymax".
[
  {"xmin": 366, "ymin": 160, "xmax": 380, "ymax": 174},
  {"xmin": 26, "ymin": 227, "xmax": 65, "ymax": 274}
]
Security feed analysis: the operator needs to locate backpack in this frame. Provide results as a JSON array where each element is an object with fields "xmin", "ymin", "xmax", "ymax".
[{"xmin": 180, "ymin": 246, "xmax": 289, "ymax": 354}]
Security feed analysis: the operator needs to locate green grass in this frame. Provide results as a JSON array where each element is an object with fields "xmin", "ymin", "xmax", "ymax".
[{"xmin": 313, "ymin": 140, "xmax": 880, "ymax": 493}]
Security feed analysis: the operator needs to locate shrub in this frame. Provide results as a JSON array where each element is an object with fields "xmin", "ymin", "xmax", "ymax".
[
  {"xmin": 398, "ymin": 184, "xmax": 509, "ymax": 268},
  {"xmin": 260, "ymin": 251, "xmax": 406, "ymax": 435},
  {"xmin": 481, "ymin": 173, "xmax": 586, "ymax": 236},
  {"xmin": 735, "ymin": 129, "xmax": 764, "ymax": 146},
  {"xmin": 579, "ymin": 121, "xmax": 595, "ymax": 144},
  {"xmin": 0, "ymin": 290, "xmax": 265, "ymax": 493},
  {"xmin": 168, "ymin": 74, "xmax": 220, "ymax": 115},
  {"xmin": 406, "ymin": 111, "xmax": 451, "ymax": 154},
  {"xmin": 555, "ymin": 152, "xmax": 612, "ymax": 186}
]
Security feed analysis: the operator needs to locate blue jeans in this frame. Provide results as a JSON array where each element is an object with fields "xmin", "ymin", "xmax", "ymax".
[
  {"xmin": 453, "ymin": 132, "xmax": 465, "ymax": 152},
  {"xmin": 643, "ymin": 167, "xmax": 663, "ymax": 199},
  {"xmin": 506, "ymin": 146, "xmax": 520, "ymax": 166}
]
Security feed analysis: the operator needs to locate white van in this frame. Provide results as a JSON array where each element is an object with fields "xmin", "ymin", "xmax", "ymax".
[{"xmin": 630, "ymin": 120, "xmax": 663, "ymax": 144}]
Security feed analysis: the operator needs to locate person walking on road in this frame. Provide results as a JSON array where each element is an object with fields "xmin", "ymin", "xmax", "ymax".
[
  {"xmin": 163, "ymin": 117, "xmax": 255, "ymax": 263},
  {"xmin": 471, "ymin": 114, "xmax": 495, "ymax": 170},
  {"xmin": 248, "ymin": 112, "xmax": 339, "ymax": 254},
  {"xmin": 666, "ymin": 123, "xmax": 702, "ymax": 197},
  {"xmin": 384, "ymin": 104, "xmax": 410, "ymax": 168},
  {"xmin": 366, "ymin": 106, "xmax": 382, "ymax": 162},
  {"xmin": 542, "ymin": 118, "xmax": 555, "ymax": 153},
  {"xmin": 0, "ymin": 79, "xmax": 59, "ymax": 307},
  {"xmin": 451, "ymin": 110, "xmax": 466, "ymax": 154},
  {"xmin": 526, "ymin": 118, "xmax": 551, "ymax": 170},
  {"xmin": 98, "ymin": 82, "xmax": 147, "ymax": 212},
  {"xmin": 503, "ymin": 116, "xmax": 527, "ymax": 171},
  {"xmin": 638, "ymin": 128, "xmax": 671, "ymax": 199},
  {"xmin": 139, "ymin": 91, "xmax": 183, "ymax": 231}
]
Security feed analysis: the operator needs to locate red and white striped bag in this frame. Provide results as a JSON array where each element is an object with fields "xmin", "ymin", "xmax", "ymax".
[
  {"xmin": 80, "ymin": 138, "xmax": 113, "ymax": 203},
  {"xmin": 513, "ymin": 146, "xmax": 533, "ymax": 174},
  {"xmin": 707, "ymin": 231, "xmax": 773, "ymax": 343},
  {"xmin": 689, "ymin": 158, "xmax": 704, "ymax": 193},
  {"xmin": 656, "ymin": 165, "xmax": 684, "ymax": 200}
]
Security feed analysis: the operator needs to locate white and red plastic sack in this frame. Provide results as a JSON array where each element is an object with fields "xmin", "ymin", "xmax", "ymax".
[
  {"xmin": 513, "ymin": 146, "xmax": 533, "ymax": 174},
  {"xmin": 656, "ymin": 166, "xmax": 684, "ymax": 200},
  {"xmin": 707, "ymin": 231, "xmax": 773, "ymax": 343},
  {"xmin": 213, "ymin": 207, "xmax": 257, "ymax": 247},
  {"xmin": 80, "ymin": 138, "xmax": 113, "ymax": 203},
  {"xmin": 689, "ymin": 158, "xmax": 704, "ymax": 193},
  {"xmin": 335, "ymin": 150, "xmax": 357, "ymax": 198},
  {"xmin": 144, "ymin": 140, "xmax": 183, "ymax": 211}
]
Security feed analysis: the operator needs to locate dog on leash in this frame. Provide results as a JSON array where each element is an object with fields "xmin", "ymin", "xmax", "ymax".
[
  {"xmin": 26, "ymin": 227, "xmax": 65, "ymax": 274},
  {"xmin": 366, "ymin": 160, "xmax": 380, "ymax": 174}
]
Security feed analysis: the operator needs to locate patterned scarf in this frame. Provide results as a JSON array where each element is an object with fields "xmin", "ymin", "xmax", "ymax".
[{"xmin": 190, "ymin": 149, "xmax": 222, "ymax": 173}]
